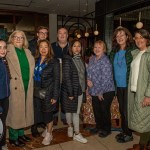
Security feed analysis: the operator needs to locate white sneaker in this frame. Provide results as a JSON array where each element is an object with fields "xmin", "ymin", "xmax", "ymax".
[
  {"xmin": 73, "ymin": 133, "xmax": 88, "ymax": 144},
  {"xmin": 68, "ymin": 127, "xmax": 73, "ymax": 137},
  {"xmin": 42, "ymin": 132, "xmax": 53, "ymax": 145},
  {"xmin": 2, "ymin": 144, "xmax": 8, "ymax": 150},
  {"xmin": 42, "ymin": 128, "xmax": 47, "ymax": 137}
]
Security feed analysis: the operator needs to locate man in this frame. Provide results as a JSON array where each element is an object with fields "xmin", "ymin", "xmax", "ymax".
[
  {"xmin": 29, "ymin": 26, "xmax": 48, "ymax": 137},
  {"xmin": 51, "ymin": 27, "xmax": 69, "ymax": 125},
  {"xmin": 29, "ymin": 26, "xmax": 48, "ymax": 56}
]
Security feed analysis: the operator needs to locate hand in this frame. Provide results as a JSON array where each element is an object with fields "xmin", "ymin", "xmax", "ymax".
[
  {"xmin": 68, "ymin": 96, "xmax": 74, "ymax": 100},
  {"xmin": 98, "ymin": 95, "xmax": 104, "ymax": 101},
  {"xmin": 142, "ymin": 97, "xmax": 150, "ymax": 107},
  {"xmin": 87, "ymin": 80, "xmax": 93, "ymax": 88},
  {"xmin": 51, "ymin": 99, "xmax": 56, "ymax": 104}
]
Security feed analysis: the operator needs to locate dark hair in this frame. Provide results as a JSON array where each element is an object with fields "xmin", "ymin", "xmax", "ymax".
[
  {"xmin": 37, "ymin": 26, "xmax": 49, "ymax": 33},
  {"xmin": 134, "ymin": 29, "xmax": 150, "ymax": 46},
  {"xmin": 0, "ymin": 39, "xmax": 11, "ymax": 79},
  {"xmin": 34, "ymin": 39, "xmax": 54, "ymax": 63},
  {"xmin": 69, "ymin": 39, "xmax": 84, "ymax": 57},
  {"xmin": 112, "ymin": 27, "xmax": 134, "ymax": 51}
]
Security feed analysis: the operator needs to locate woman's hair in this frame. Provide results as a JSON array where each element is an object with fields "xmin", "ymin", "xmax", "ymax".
[
  {"xmin": 0, "ymin": 39, "xmax": 11, "ymax": 79},
  {"xmin": 134, "ymin": 29, "xmax": 150, "ymax": 46},
  {"xmin": 69, "ymin": 39, "xmax": 84, "ymax": 57},
  {"xmin": 34, "ymin": 39, "xmax": 54, "ymax": 62},
  {"xmin": 8, "ymin": 30, "xmax": 28, "ymax": 49},
  {"xmin": 94, "ymin": 40, "xmax": 107, "ymax": 53},
  {"xmin": 112, "ymin": 27, "xmax": 134, "ymax": 51}
]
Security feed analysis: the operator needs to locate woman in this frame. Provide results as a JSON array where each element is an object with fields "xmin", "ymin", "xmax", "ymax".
[
  {"xmin": 6, "ymin": 30, "xmax": 35, "ymax": 147},
  {"xmin": 0, "ymin": 39, "xmax": 10, "ymax": 150},
  {"xmin": 61, "ymin": 39, "xmax": 87, "ymax": 144},
  {"xmin": 127, "ymin": 29, "xmax": 150, "ymax": 150},
  {"xmin": 87, "ymin": 40, "xmax": 115, "ymax": 138},
  {"xmin": 109, "ymin": 27, "xmax": 134, "ymax": 143},
  {"xmin": 34, "ymin": 39, "xmax": 60, "ymax": 145}
]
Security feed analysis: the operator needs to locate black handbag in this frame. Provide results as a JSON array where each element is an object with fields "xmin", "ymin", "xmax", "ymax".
[{"xmin": 34, "ymin": 87, "xmax": 47, "ymax": 100}]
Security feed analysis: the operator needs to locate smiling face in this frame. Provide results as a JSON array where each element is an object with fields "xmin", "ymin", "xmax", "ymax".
[
  {"xmin": 72, "ymin": 41, "xmax": 81, "ymax": 55},
  {"xmin": 39, "ymin": 41, "xmax": 49, "ymax": 58},
  {"xmin": 37, "ymin": 28, "xmax": 48, "ymax": 40},
  {"xmin": 12, "ymin": 32, "xmax": 24, "ymax": 49},
  {"xmin": 57, "ymin": 28, "xmax": 68, "ymax": 43},
  {"xmin": 134, "ymin": 33, "xmax": 148, "ymax": 51},
  {"xmin": 116, "ymin": 30, "xmax": 128, "ymax": 48},
  {"xmin": 0, "ymin": 41, "xmax": 7, "ymax": 58},
  {"xmin": 93, "ymin": 42, "xmax": 105, "ymax": 57}
]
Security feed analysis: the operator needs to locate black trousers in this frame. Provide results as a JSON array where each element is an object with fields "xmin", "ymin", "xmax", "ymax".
[
  {"xmin": 92, "ymin": 91, "xmax": 115, "ymax": 133},
  {"xmin": 117, "ymin": 87, "xmax": 132, "ymax": 136},
  {"xmin": 0, "ymin": 97, "xmax": 9, "ymax": 147}
]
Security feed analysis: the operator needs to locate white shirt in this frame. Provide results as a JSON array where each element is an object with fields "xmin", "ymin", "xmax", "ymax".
[{"xmin": 131, "ymin": 50, "xmax": 146, "ymax": 92}]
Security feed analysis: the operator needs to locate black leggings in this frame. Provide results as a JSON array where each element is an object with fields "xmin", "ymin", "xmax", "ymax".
[
  {"xmin": 117, "ymin": 87, "xmax": 132, "ymax": 136},
  {"xmin": 92, "ymin": 91, "xmax": 115, "ymax": 133}
]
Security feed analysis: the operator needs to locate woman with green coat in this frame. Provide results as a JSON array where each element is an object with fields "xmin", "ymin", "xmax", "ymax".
[{"xmin": 128, "ymin": 29, "xmax": 150, "ymax": 150}]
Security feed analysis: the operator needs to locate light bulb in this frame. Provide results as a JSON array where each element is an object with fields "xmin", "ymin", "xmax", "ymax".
[
  {"xmin": 136, "ymin": 22, "xmax": 143, "ymax": 29},
  {"xmin": 94, "ymin": 30, "xmax": 99, "ymax": 36},
  {"xmin": 77, "ymin": 34, "xmax": 81, "ymax": 38},
  {"xmin": 85, "ymin": 32, "xmax": 89, "ymax": 37}
]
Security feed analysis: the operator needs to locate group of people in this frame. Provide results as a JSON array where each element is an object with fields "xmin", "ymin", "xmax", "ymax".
[{"xmin": 0, "ymin": 25, "xmax": 150, "ymax": 150}]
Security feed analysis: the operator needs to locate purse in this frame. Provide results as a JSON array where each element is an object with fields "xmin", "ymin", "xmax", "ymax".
[{"xmin": 34, "ymin": 87, "xmax": 47, "ymax": 100}]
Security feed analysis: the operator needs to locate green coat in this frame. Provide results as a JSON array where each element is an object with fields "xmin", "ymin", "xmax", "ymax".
[{"xmin": 128, "ymin": 46, "xmax": 150, "ymax": 133}]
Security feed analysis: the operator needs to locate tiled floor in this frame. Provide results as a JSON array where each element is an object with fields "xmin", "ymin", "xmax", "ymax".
[
  {"xmin": 6, "ymin": 117, "xmax": 140, "ymax": 150},
  {"xmin": 34, "ymin": 131, "xmax": 139, "ymax": 150}
]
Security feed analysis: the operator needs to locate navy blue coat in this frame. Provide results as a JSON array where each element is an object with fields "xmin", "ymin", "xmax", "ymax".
[{"xmin": 0, "ymin": 58, "xmax": 10, "ymax": 99}]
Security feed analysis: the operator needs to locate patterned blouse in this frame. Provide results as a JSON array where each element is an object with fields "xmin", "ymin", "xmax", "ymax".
[{"xmin": 87, "ymin": 54, "xmax": 115, "ymax": 96}]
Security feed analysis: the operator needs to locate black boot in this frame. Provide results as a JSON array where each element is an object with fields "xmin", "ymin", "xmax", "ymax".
[
  {"xmin": 9, "ymin": 139, "xmax": 25, "ymax": 147},
  {"xmin": 31, "ymin": 124, "xmax": 40, "ymax": 137}
]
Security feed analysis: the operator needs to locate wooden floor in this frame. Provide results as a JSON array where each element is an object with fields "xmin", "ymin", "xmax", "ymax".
[{"xmin": 7, "ymin": 126, "xmax": 92, "ymax": 150}]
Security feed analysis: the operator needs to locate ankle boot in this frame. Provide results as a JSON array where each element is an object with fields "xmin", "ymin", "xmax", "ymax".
[{"xmin": 31, "ymin": 124, "xmax": 40, "ymax": 137}]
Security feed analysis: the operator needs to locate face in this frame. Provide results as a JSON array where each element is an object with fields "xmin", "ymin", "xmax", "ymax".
[
  {"xmin": 93, "ymin": 43, "xmax": 104, "ymax": 57},
  {"xmin": 0, "ymin": 41, "xmax": 7, "ymax": 58},
  {"xmin": 116, "ymin": 30, "xmax": 128, "ymax": 47},
  {"xmin": 134, "ymin": 33, "xmax": 148, "ymax": 51},
  {"xmin": 57, "ymin": 28, "xmax": 68, "ymax": 43},
  {"xmin": 39, "ymin": 42, "xmax": 49, "ymax": 57},
  {"xmin": 37, "ymin": 29, "xmax": 48, "ymax": 40},
  {"xmin": 12, "ymin": 32, "xmax": 24, "ymax": 48},
  {"xmin": 72, "ymin": 41, "xmax": 81, "ymax": 55}
]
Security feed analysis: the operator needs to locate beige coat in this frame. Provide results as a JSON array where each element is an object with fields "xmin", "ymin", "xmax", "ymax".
[{"xmin": 6, "ymin": 44, "xmax": 35, "ymax": 129}]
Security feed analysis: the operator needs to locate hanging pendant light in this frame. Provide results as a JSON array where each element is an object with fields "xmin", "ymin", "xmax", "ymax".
[
  {"xmin": 85, "ymin": 26, "xmax": 89, "ymax": 37},
  {"xmin": 94, "ymin": 24, "xmax": 99, "ymax": 36},
  {"xmin": 136, "ymin": 12, "xmax": 143, "ymax": 29}
]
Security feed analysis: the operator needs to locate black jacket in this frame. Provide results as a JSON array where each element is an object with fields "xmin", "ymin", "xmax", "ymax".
[
  {"xmin": 29, "ymin": 38, "xmax": 38, "ymax": 56},
  {"xmin": 61, "ymin": 55, "xmax": 86, "ymax": 113},
  {"xmin": 41, "ymin": 58, "xmax": 60, "ymax": 112}
]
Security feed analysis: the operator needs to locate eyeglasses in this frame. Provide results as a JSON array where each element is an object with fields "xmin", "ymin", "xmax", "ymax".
[
  {"xmin": 133, "ymin": 36, "xmax": 144, "ymax": 40},
  {"xmin": 38, "ymin": 32, "xmax": 48, "ymax": 35},
  {"xmin": 13, "ymin": 36, "xmax": 24, "ymax": 40}
]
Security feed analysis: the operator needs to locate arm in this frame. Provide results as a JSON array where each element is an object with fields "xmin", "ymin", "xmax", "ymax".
[
  {"xmin": 63, "ymin": 57, "xmax": 73, "ymax": 97},
  {"xmin": 143, "ymin": 55, "xmax": 150, "ymax": 106},
  {"xmin": 52, "ymin": 60, "xmax": 60, "ymax": 101}
]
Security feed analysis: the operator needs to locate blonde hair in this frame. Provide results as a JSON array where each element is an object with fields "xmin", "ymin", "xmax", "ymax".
[
  {"xmin": 8, "ymin": 30, "xmax": 29, "ymax": 49},
  {"xmin": 94, "ymin": 40, "xmax": 107, "ymax": 53}
]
